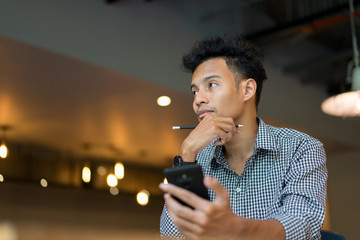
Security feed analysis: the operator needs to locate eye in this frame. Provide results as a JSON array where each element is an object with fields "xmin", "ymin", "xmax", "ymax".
[
  {"xmin": 209, "ymin": 82, "xmax": 217, "ymax": 88},
  {"xmin": 192, "ymin": 90, "xmax": 198, "ymax": 96}
]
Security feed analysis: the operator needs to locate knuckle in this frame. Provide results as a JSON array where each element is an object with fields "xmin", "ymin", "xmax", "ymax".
[
  {"xmin": 209, "ymin": 119, "xmax": 217, "ymax": 127},
  {"xmin": 197, "ymin": 228, "xmax": 206, "ymax": 237},
  {"xmin": 210, "ymin": 124, "xmax": 217, "ymax": 131},
  {"xmin": 197, "ymin": 217, "xmax": 209, "ymax": 228},
  {"xmin": 203, "ymin": 206, "xmax": 215, "ymax": 216}
]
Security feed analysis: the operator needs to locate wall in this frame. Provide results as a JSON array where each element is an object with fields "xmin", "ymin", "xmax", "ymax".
[{"xmin": 326, "ymin": 150, "xmax": 360, "ymax": 240}]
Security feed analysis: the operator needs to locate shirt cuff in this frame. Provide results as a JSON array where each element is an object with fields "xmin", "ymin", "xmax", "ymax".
[{"xmin": 272, "ymin": 214, "xmax": 317, "ymax": 240}]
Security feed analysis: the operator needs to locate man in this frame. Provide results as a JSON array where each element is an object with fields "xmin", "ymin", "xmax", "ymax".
[{"xmin": 159, "ymin": 35, "xmax": 327, "ymax": 240}]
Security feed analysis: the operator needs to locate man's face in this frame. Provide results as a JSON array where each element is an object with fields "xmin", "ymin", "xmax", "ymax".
[{"xmin": 191, "ymin": 58, "xmax": 244, "ymax": 122}]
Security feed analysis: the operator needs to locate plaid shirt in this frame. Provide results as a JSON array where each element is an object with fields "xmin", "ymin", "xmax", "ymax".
[{"xmin": 160, "ymin": 118, "xmax": 327, "ymax": 239}]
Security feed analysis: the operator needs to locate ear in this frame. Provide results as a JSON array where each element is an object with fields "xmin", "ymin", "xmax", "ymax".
[{"xmin": 242, "ymin": 78, "xmax": 257, "ymax": 101}]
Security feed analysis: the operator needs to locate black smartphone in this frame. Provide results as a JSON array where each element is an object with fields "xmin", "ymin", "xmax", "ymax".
[{"xmin": 163, "ymin": 164, "xmax": 209, "ymax": 208}]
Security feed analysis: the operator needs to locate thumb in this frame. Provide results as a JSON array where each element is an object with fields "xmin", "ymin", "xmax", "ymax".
[{"xmin": 204, "ymin": 176, "xmax": 229, "ymax": 205}]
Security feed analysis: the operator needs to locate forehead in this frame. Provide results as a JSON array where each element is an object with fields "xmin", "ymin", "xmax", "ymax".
[{"xmin": 191, "ymin": 58, "xmax": 234, "ymax": 84}]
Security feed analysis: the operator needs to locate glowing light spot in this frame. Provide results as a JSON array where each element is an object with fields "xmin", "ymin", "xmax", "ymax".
[
  {"xmin": 109, "ymin": 187, "xmax": 119, "ymax": 195},
  {"xmin": 137, "ymin": 190, "xmax": 150, "ymax": 206},
  {"xmin": 0, "ymin": 143, "xmax": 8, "ymax": 158},
  {"xmin": 82, "ymin": 166, "xmax": 91, "ymax": 183},
  {"xmin": 157, "ymin": 96, "xmax": 171, "ymax": 107},
  {"xmin": 0, "ymin": 174, "xmax": 4, "ymax": 182},
  {"xmin": 114, "ymin": 162, "xmax": 124, "ymax": 179},
  {"xmin": 40, "ymin": 179, "xmax": 48, "ymax": 188},
  {"xmin": 97, "ymin": 166, "xmax": 107, "ymax": 176},
  {"xmin": 107, "ymin": 174, "xmax": 118, "ymax": 187}
]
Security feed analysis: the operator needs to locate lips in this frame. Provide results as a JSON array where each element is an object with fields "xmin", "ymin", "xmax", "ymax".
[{"xmin": 196, "ymin": 109, "xmax": 214, "ymax": 120}]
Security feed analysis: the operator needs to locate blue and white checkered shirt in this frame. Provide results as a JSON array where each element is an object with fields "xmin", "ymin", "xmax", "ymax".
[{"xmin": 160, "ymin": 118, "xmax": 327, "ymax": 239}]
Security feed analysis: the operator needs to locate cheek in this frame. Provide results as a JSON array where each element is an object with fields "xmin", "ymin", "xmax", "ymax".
[
  {"xmin": 219, "ymin": 93, "xmax": 240, "ymax": 114},
  {"xmin": 219, "ymin": 92, "xmax": 234, "ymax": 105},
  {"xmin": 192, "ymin": 101, "xmax": 197, "ymax": 112}
]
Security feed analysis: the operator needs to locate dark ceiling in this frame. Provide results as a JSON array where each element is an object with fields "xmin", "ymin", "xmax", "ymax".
[{"xmin": 242, "ymin": 0, "xmax": 360, "ymax": 96}]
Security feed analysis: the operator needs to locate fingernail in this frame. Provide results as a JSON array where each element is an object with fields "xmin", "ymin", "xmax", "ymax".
[
  {"xmin": 159, "ymin": 183, "xmax": 168, "ymax": 190},
  {"xmin": 163, "ymin": 193, "xmax": 172, "ymax": 202}
]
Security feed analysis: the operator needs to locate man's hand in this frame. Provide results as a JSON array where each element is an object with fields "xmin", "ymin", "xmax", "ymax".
[
  {"xmin": 160, "ymin": 176, "xmax": 240, "ymax": 240},
  {"xmin": 180, "ymin": 115, "xmax": 239, "ymax": 162},
  {"xmin": 160, "ymin": 176, "xmax": 286, "ymax": 240}
]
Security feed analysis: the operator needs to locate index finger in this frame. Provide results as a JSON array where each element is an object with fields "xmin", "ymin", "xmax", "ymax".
[
  {"xmin": 160, "ymin": 183, "xmax": 211, "ymax": 210},
  {"xmin": 204, "ymin": 176, "xmax": 230, "ymax": 205}
]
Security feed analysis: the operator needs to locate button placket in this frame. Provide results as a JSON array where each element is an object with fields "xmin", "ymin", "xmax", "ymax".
[{"xmin": 235, "ymin": 174, "xmax": 245, "ymax": 196}]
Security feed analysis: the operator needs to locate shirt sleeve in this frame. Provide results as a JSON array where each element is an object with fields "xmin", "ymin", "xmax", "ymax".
[
  {"xmin": 160, "ymin": 203, "xmax": 185, "ymax": 239},
  {"xmin": 272, "ymin": 140, "xmax": 327, "ymax": 240}
]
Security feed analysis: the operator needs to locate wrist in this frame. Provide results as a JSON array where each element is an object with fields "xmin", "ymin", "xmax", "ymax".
[
  {"xmin": 179, "ymin": 152, "xmax": 197, "ymax": 163},
  {"xmin": 179, "ymin": 144, "xmax": 197, "ymax": 163},
  {"xmin": 173, "ymin": 155, "xmax": 196, "ymax": 168}
]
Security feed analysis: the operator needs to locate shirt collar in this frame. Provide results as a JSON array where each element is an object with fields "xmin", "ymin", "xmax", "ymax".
[
  {"xmin": 203, "ymin": 117, "xmax": 279, "ymax": 170},
  {"xmin": 255, "ymin": 117, "xmax": 279, "ymax": 152}
]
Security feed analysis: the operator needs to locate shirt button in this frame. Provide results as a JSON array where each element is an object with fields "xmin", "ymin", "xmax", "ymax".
[{"xmin": 236, "ymin": 187, "xmax": 241, "ymax": 192}]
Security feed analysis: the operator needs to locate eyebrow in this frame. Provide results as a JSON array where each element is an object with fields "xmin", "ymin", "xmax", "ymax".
[{"xmin": 190, "ymin": 74, "xmax": 221, "ymax": 90}]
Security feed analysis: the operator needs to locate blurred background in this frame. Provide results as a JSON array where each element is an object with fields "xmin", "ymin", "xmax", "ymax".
[{"xmin": 0, "ymin": 0, "xmax": 359, "ymax": 239}]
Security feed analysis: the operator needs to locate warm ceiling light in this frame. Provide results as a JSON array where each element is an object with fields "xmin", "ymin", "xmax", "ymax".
[
  {"xmin": 97, "ymin": 166, "xmax": 107, "ymax": 176},
  {"xmin": 0, "ymin": 125, "xmax": 11, "ymax": 159},
  {"xmin": 109, "ymin": 187, "xmax": 119, "ymax": 195},
  {"xmin": 106, "ymin": 174, "xmax": 118, "ymax": 187},
  {"xmin": 322, "ymin": 65, "xmax": 360, "ymax": 116},
  {"xmin": 157, "ymin": 96, "xmax": 171, "ymax": 107},
  {"xmin": 0, "ymin": 143, "xmax": 8, "ymax": 158},
  {"xmin": 82, "ymin": 166, "xmax": 91, "ymax": 183},
  {"xmin": 40, "ymin": 178, "xmax": 48, "ymax": 188},
  {"xmin": 114, "ymin": 162, "xmax": 124, "ymax": 179},
  {"xmin": 321, "ymin": 90, "xmax": 360, "ymax": 117},
  {"xmin": 321, "ymin": 0, "xmax": 360, "ymax": 117},
  {"xmin": 136, "ymin": 190, "xmax": 150, "ymax": 206},
  {"xmin": 0, "ymin": 174, "xmax": 4, "ymax": 182}
]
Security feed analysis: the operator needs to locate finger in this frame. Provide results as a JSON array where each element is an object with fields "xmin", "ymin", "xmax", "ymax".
[
  {"xmin": 164, "ymin": 192, "xmax": 209, "ymax": 238},
  {"xmin": 167, "ymin": 209, "xmax": 204, "ymax": 238},
  {"xmin": 160, "ymin": 183, "xmax": 210, "ymax": 214},
  {"xmin": 213, "ymin": 130, "xmax": 234, "ymax": 146},
  {"xmin": 163, "ymin": 193, "xmax": 194, "ymax": 220},
  {"xmin": 215, "ymin": 120, "xmax": 237, "ymax": 135},
  {"xmin": 192, "ymin": 116, "xmax": 236, "ymax": 148},
  {"xmin": 213, "ymin": 122, "xmax": 237, "ymax": 144},
  {"xmin": 163, "ymin": 194, "xmax": 202, "ymax": 238},
  {"xmin": 164, "ymin": 188, "xmax": 211, "ymax": 239},
  {"xmin": 204, "ymin": 176, "xmax": 229, "ymax": 205},
  {"xmin": 202, "ymin": 115, "xmax": 236, "ymax": 133}
]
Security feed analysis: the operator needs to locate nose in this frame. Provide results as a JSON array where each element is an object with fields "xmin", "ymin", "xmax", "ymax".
[{"xmin": 194, "ymin": 89, "xmax": 208, "ymax": 106}]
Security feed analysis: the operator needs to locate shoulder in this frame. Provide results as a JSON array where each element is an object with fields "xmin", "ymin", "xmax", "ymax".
[
  {"xmin": 266, "ymin": 124, "xmax": 326, "ymax": 168},
  {"xmin": 257, "ymin": 118, "xmax": 324, "ymax": 154},
  {"xmin": 258, "ymin": 118, "xmax": 325, "ymax": 163},
  {"xmin": 266, "ymin": 123, "xmax": 323, "ymax": 149}
]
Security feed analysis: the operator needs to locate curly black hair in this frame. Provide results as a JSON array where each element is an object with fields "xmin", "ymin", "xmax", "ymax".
[{"xmin": 182, "ymin": 35, "xmax": 267, "ymax": 108}]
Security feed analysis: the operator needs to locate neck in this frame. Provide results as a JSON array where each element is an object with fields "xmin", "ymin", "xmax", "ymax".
[{"xmin": 224, "ymin": 115, "xmax": 258, "ymax": 163}]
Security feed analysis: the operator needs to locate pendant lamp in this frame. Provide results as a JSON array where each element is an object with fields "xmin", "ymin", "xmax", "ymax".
[{"xmin": 321, "ymin": 0, "xmax": 360, "ymax": 117}]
